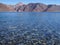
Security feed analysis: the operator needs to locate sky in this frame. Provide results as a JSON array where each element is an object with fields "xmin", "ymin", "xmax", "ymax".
[{"xmin": 0, "ymin": 0, "xmax": 60, "ymax": 5}]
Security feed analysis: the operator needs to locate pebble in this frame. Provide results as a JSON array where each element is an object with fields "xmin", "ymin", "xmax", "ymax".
[{"xmin": 0, "ymin": 25, "xmax": 60, "ymax": 45}]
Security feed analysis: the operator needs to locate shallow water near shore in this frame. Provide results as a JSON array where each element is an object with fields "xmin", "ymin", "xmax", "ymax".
[{"xmin": 0, "ymin": 12, "xmax": 60, "ymax": 45}]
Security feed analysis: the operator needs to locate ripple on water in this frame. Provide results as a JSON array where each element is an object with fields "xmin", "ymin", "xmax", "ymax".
[{"xmin": 0, "ymin": 12, "xmax": 60, "ymax": 45}]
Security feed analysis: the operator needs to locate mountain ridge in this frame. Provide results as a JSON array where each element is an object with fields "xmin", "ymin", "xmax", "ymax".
[{"xmin": 0, "ymin": 3, "xmax": 60, "ymax": 12}]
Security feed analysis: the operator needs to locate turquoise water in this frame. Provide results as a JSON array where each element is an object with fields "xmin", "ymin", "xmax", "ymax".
[{"xmin": 0, "ymin": 12, "xmax": 60, "ymax": 45}]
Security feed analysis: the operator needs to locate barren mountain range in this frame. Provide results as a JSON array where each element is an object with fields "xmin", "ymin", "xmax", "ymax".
[{"xmin": 0, "ymin": 3, "xmax": 60, "ymax": 12}]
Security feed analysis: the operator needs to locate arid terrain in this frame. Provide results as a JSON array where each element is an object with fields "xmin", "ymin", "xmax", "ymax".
[{"xmin": 0, "ymin": 3, "xmax": 60, "ymax": 12}]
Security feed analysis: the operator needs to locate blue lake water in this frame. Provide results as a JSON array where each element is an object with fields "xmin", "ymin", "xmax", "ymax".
[{"xmin": 0, "ymin": 12, "xmax": 60, "ymax": 45}]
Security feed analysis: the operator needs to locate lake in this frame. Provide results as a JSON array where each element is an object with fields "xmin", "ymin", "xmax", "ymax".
[{"xmin": 0, "ymin": 12, "xmax": 60, "ymax": 45}]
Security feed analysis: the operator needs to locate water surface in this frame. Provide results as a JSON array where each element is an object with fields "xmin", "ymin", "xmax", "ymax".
[{"xmin": 0, "ymin": 12, "xmax": 60, "ymax": 45}]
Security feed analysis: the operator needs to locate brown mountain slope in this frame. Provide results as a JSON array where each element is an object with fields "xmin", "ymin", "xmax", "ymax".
[
  {"xmin": 47, "ymin": 5, "xmax": 60, "ymax": 12},
  {"xmin": 0, "ymin": 3, "xmax": 15, "ymax": 12}
]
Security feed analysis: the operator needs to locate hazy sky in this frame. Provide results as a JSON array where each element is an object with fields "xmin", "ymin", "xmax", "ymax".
[{"xmin": 0, "ymin": 0, "xmax": 60, "ymax": 5}]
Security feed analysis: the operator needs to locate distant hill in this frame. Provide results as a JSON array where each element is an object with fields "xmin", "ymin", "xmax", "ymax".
[
  {"xmin": 0, "ymin": 3, "xmax": 15, "ymax": 12},
  {"xmin": 0, "ymin": 3, "xmax": 60, "ymax": 12}
]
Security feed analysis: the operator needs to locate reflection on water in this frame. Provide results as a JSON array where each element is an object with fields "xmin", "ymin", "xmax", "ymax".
[{"xmin": 0, "ymin": 12, "xmax": 60, "ymax": 45}]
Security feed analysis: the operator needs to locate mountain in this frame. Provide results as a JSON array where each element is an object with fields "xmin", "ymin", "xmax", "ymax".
[
  {"xmin": 0, "ymin": 3, "xmax": 60, "ymax": 12},
  {"xmin": 15, "ymin": 3, "xmax": 47, "ymax": 12},
  {"xmin": 0, "ymin": 3, "xmax": 15, "ymax": 12},
  {"xmin": 46, "ymin": 5, "xmax": 60, "ymax": 12}
]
